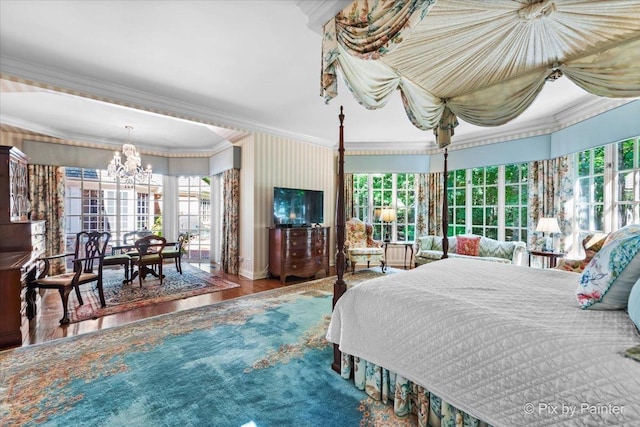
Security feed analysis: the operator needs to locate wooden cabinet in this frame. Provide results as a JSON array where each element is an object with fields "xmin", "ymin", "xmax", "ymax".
[
  {"xmin": 0, "ymin": 145, "xmax": 44, "ymax": 349},
  {"xmin": 269, "ymin": 226, "xmax": 330, "ymax": 284},
  {"xmin": 1, "ymin": 145, "xmax": 30, "ymax": 223}
]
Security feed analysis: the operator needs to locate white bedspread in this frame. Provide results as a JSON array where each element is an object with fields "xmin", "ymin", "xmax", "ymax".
[{"xmin": 326, "ymin": 258, "xmax": 640, "ymax": 426}]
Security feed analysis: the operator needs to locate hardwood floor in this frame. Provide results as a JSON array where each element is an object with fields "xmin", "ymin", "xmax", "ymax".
[{"xmin": 21, "ymin": 263, "xmax": 336, "ymax": 347}]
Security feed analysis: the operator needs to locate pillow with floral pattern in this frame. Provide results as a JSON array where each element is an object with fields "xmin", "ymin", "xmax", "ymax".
[
  {"xmin": 576, "ymin": 234, "xmax": 640, "ymax": 310},
  {"xmin": 456, "ymin": 236, "xmax": 481, "ymax": 257},
  {"xmin": 603, "ymin": 223, "xmax": 640, "ymax": 246}
]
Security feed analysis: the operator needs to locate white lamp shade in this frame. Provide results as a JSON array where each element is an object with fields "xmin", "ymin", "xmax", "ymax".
[
  {"xmin": 380, "ymin": 208, "xmax": 397, "ymax": 222},
  {"xmin": 536, "ymin": 217, "xmax": 561, "ymax": 233}
]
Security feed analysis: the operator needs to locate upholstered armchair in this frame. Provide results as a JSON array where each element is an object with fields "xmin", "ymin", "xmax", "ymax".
[
  {"xmin": 344, "ymin": 217, "xmax": 385, "ymax": 274},
  {"xmin": 555, "ymin": 233, "xmax": 608, "ymax": 273}
]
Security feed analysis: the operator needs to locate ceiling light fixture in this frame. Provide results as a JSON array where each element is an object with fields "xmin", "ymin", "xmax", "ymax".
[{"xmin": 107, "ymin": 125, "xmax": 152, "ymax": 188}]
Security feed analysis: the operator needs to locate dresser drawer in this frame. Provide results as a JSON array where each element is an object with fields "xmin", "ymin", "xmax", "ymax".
[{"xmin": 286, "ymin": 247, "xmax": 311, "ymax": 259}]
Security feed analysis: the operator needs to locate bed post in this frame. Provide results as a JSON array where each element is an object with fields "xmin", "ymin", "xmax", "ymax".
[
  {"xmin": 332, "ymin": 106, "xmax": 347, "ymax": 374},
  {"xmin": 441, "ymin": 148, "xmax": 449, "ymax": 259}
]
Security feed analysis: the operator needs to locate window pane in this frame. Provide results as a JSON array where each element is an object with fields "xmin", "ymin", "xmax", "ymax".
[
  {"xmin": 505, "ymin": 207, "xmax": 517, "ymax": 226},
  {"xmin": 593, "ymin": 146, "xmax": 605, "ymax": 174},
  {"xmin": 486, "ymin": 186, "xmax": 498, "ymax": 205},
  {"xmin": 616, "ymin": 204, "xmax": 635, "ymax": 228},
  {"xmin": 485, "ymin": 166, "xmax": 498, "ymax": 183},
  {"xmin": 617, "ymin": 171, "xmax": 636, "ymax": 201},
  {"xmin": 472, "ymin": 207, "xmax": 483, "ymax": 224},
  {"xmin": 578, "ymin": 151, "xmax": 591, "ymax": 176},
  {"xmin": 578, "ymin": 178, "xmax": 589, "ymax": 201},
  {"xmin": 594, "ymin": 175, "xmax": 604, "ymax": 202},
  {"xmin": 594, "ymin": 205, "xmax": 604, "ymax": 230},
  {"xmin": 472, "ymin": 187, "xmax": 483, "ymax": 204},
  {"xmin": 618, "ymin": 139, "xmax": 635, "ymax": 169},
  {"xmin": 485, "ymin": 228, "xmax": 498, "ymax": 239},
  {"xmin": 455, "ymin": 170, "xmax": 466, "ymax": 187},
  {"xmin": 505, "ymin": 185, "xmax": 518, "ymax": 205},
  {"xmin": 472, "ymin": 168, "xmax": 483, "ymax": 184},
  {"xmin": 505, "ymin": 165, "xmax": 519, "ymax": 184},
  {"xmin": 485, "ymin": 207, "xmax": 497, "ymax": 226}
]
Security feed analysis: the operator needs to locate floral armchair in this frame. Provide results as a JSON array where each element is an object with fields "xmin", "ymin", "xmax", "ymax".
[
  {"xmin": 555, "ymin": 233, "xmax": 608, "ymax": 273},
  {"xmin": 345, "ymin": 217, "xmax": 385, "ymax": 274}
]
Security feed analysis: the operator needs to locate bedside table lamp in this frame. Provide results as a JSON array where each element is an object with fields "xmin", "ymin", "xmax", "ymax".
[
  {"xmin": 380, "ymin": 208, "xmax": 396, "ymax": 243},
  {"xmin": 536, "ymin": 217, "xmax": 561, "ymax": 252}
]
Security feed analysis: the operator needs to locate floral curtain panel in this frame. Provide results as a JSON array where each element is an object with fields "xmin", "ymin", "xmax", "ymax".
[
  {"xmin": 528, "ymin": 156, "xmax": 573, "ymax": 252},
  {"xmin": 28, "ymin": 164, "xmax": 66, "ymax": 275},
  {"xmin": 416, "ymin": 172, "xmax": 444, "ymax": 237},
  {"xmin": 221, "ymin": 168, "xmax": 240, "ymax": 274},
  {"xmin": 344, "ymin": 173, "xmax": 354, "ymax": 220},
  {"xmin": 322, "ymin": 1, "xmax": 640, "ymax": 145}
]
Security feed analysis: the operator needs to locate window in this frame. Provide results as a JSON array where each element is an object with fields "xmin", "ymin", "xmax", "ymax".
[
  {"xmin": 470, "ymin": 166, "xmax": 499, "ymax": 239},
  {"xmin": 178, "ymin": 176, "xmax": 211, "ymax": 261},
  {"xmin": 65, "ymin": 168, "xmax": 163, "ymax": 254},
  {"xmin": 576, "ymin": 146, "xmax": 606, "ymax": 232},
  {"xmin": 574, "ymin": 137, "xmax": 640, "ymax": 233},
  {"xmin": 446, "ymin": 169, "xmax": 466, "ymax": 236},
  {"xmin": 446, "ymin": 163, "xmax": 528, "ymax": 241},
  {"xmin": 352, "ymin": 174, "xmax": 370, "ymax": 222},
  {"xmin": 504, "ymin": 163, "xmax": 528, "ymax": 242},
  {"xmin": 352, "ymin": 173, "xmax": 416, "ymax": 242},
  {"xmin": 614, "ymin": 138, "xmax": 640, "ymax": 229}
]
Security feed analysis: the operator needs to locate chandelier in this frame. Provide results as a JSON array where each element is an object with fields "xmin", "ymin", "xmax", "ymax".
[{"xmin": 107, "ymin": 125, "xmax": 152, "ymax": 188}]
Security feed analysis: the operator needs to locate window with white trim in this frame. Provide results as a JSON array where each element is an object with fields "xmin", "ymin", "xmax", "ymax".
[{"xmin": 352, "ymin": 173, "xmax": 416, "ymax": 242}]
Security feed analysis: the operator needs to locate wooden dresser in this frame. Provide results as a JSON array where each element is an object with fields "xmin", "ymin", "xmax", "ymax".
[
  {"xmin": 0, "ymin": 145, "xmax": 45, "ymax": 350},
  {"xmin": 269, "ymin": 226, "xmax": 330, "ymax": 284}
]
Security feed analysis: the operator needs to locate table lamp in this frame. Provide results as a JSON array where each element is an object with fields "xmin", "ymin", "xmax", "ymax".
[
  {"xmin": 536, "ymin": 217, "xmax": 561, "ymax": 252},
  {"xmin": 380, "ymin": 208, "xmax": 397, "ymax": 242}
]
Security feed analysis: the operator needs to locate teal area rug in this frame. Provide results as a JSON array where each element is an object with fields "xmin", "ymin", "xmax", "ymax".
[{"xmin": 1, "ymin": 269, "xmax": 416, "ymax": 426}]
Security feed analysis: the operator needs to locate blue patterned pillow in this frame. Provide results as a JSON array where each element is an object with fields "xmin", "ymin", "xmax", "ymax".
[
  {"xmin": 629, "ymin": 278, "xmax": 640, "ymax": 331},
  {"xmin": 576, "ymin": 234, "xmax": 640, "ymax": 310}
]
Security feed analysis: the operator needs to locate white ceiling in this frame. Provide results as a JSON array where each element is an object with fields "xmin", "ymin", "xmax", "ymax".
[{"xmin": 0, "ymin": 0, "xmax": 634, "ymax": 156}]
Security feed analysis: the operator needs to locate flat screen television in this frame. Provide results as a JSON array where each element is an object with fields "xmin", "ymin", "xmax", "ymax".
[{"xmin": 273, "ymin": 186, "xmax": 324, "ymax": 227}]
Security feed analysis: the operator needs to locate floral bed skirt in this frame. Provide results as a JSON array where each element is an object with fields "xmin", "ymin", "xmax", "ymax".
[{"xmin": 340, "ymin": 353, "xmax": 491, "ymax": 427}]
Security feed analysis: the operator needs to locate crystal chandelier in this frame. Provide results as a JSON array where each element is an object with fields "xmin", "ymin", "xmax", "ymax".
[{"xmin": 107, "ymin": 126, "xmax": 152, "ymax": 188}]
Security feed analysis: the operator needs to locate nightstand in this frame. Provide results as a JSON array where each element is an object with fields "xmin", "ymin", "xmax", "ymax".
[
  {"xmin": 528, "ymin": 250, "xmax": 566, "ymax": 268},
  {"xmin": 383, "ymin": 241, "xmax": 415, "ymax": 271}
]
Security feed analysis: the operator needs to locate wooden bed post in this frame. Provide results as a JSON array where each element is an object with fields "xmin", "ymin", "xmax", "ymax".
[
  {"xmin": 441, "ymin": 148, "xmax": 449, "ymax": 259},
  {"xmin": 332, "ymin": 106, "xmax": 347, "ymax": 374}
]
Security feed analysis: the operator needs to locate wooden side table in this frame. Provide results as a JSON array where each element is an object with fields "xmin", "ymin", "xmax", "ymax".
[
  {"xmin": 383, "ymin": 241, "xmax": 415, "ymax": 271},
  {"xmin": 528, "ymin": 250, "xmax": 566, "ymax": 268}
]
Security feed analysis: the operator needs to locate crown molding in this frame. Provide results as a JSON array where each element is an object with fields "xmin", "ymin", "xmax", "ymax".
[
  {"xmin": 296, "ymin": 0, "xmax": 351, "ymax": 33},
  {"xmin": 0, "ymin": 114, "xmax": 69, "ymax": 141}
]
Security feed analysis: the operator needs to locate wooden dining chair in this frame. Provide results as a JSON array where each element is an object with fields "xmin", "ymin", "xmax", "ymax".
[
  {"xmin": 27, "ymin": 231, "xmax": 110, "ymax": 324},
  {"xmin": 161, "ymin": 233, "xmax": 188, "ymax": 274},
  {"xmin": 131, "ymin": 234, "xmax": 166, "ymax": 287}
]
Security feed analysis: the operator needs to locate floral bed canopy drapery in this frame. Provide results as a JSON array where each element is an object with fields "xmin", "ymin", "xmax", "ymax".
[{"xmin": 322, "ymin": 0, "xmax": 640, "ymax": 148}]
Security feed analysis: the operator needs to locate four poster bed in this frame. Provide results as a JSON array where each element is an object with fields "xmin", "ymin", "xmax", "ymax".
[
  {"xmin": 327, "ymin": 107, "xmax": 640, "ymax": 426},
  {"xmin": 322, "ymin": 2, "xmax": 640, "ymax": 425}
]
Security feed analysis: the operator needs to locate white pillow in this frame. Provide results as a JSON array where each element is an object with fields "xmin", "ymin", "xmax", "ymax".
[{"xmin": 629, "ymin": 278, "xmax": 640, "ymax": 331}]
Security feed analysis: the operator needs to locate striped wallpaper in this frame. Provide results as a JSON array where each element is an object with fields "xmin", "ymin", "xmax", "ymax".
[{"xmin": 239, "ymin": 133, "xmax": 335, "ymax": 279}]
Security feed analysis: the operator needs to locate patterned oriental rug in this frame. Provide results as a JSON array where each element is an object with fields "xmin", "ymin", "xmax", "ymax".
[
  {"xmin": 67, "ymin": 264, "xmax": 240, "ymax": 323},
  {"xmin": 1, "ymin": 269, "xmax": 416, "ymax": 427}
]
